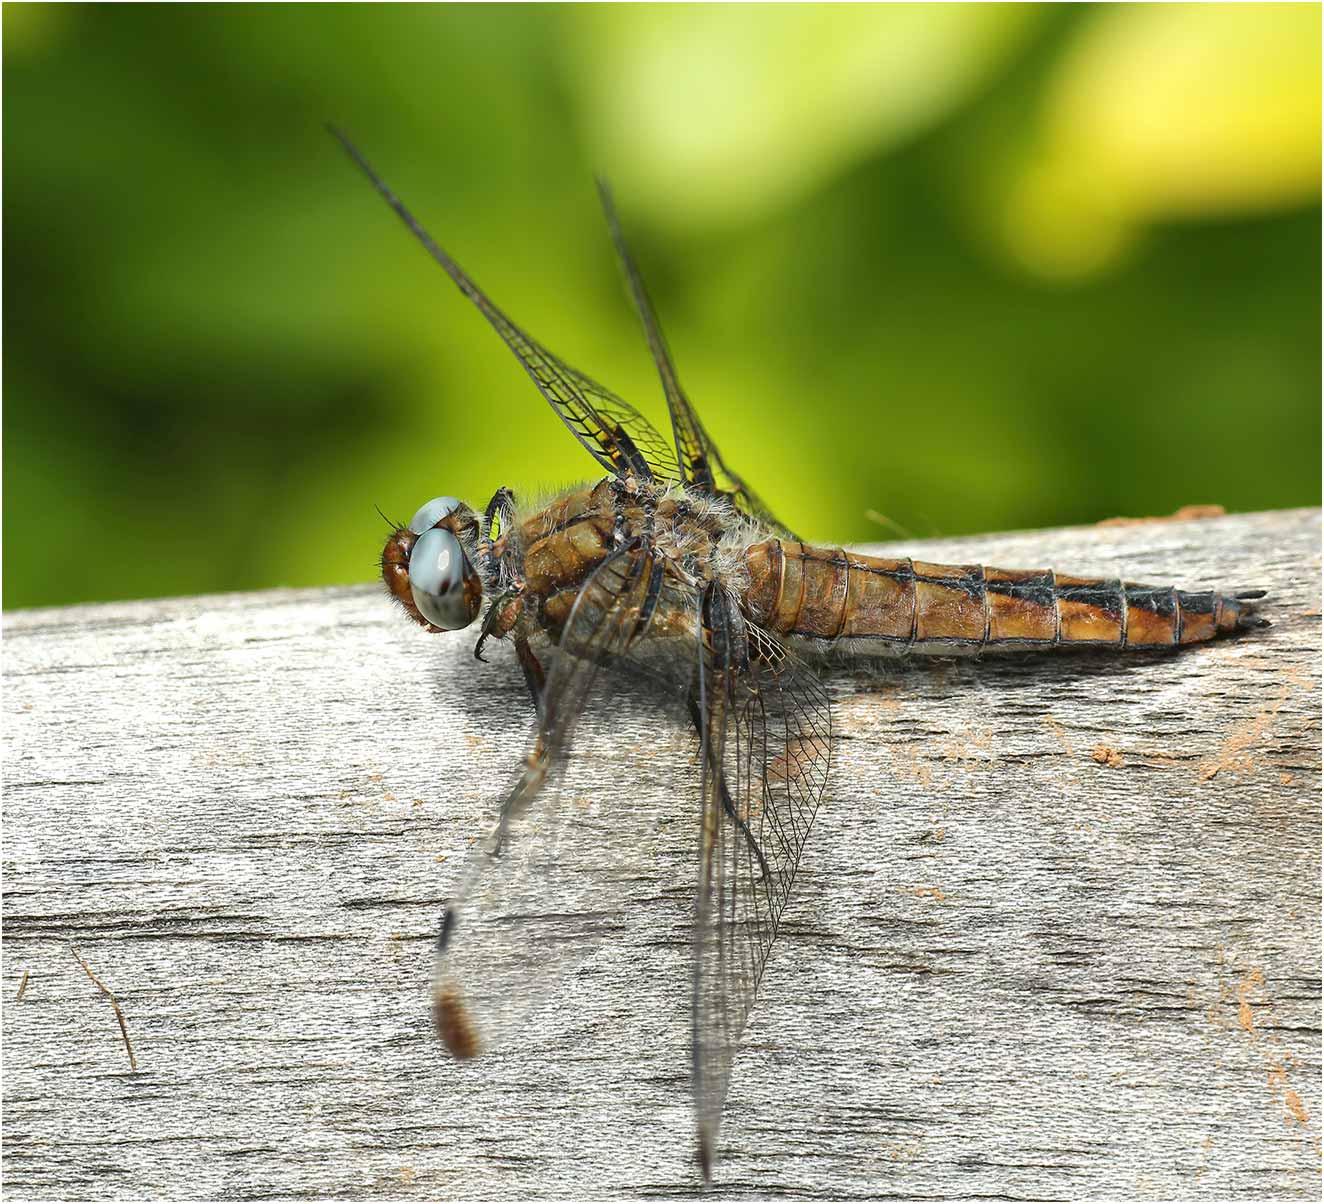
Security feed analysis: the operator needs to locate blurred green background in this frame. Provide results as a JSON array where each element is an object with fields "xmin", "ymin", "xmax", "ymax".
[{"xmin": 4, "ymin": 3, "xmax": 1320, "ymax": 609}]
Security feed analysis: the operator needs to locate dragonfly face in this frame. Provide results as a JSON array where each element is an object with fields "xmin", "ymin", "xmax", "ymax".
[{"xmin": 381, "ymin": 494, "xmax": 484, "ymax": 633}]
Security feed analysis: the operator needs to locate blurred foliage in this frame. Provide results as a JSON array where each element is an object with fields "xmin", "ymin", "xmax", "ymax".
[{"xmin": 3, "ymin": 3, "xmax": 1319, "ymax": 609}]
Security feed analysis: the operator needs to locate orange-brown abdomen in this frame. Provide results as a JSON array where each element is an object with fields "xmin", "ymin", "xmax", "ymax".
[{"xmin": 742, "ymin": 541, "xmax": 1263, "ymax": 654}]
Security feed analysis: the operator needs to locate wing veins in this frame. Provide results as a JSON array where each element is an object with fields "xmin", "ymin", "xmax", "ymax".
[
  {"xmin": 690, "ymin": 587, "xmax": 832, "ymax": 1177},
  {"xmin": 331, "ymin": 127, "xmax": 678, "ymax": 484},
  {"xmin": 596, "ymin": 181, "xmax": 798, "ymax": 537}
]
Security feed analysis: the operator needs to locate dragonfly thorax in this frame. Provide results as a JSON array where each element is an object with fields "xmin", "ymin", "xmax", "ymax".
[{"xmin": 381, "ymin": 495, "xmax": 484, "ymax": 632}]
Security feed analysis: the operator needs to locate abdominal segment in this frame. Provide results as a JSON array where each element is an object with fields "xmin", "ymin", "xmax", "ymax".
[{"xmin": 742, "ymin": 540, "xmax": 1259, "ymax": 655}]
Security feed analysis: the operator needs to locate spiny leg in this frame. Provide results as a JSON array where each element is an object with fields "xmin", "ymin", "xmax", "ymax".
[
  {"xmin": 470, "ymin": 596, "xmax": 543, "ymax": 714},
  {"xmin": 473, "ymin": 590, "xmax": 522, "ymax": 664},
  {"xmin": 514, "ymin": 635, "xmax": 546, "ymax": 714},
  {"xmin": 478, "ymin": 487, "xmax": 521, "ymax": 580},
  {"xmin": 473, "ymin": 485, "xmax": 534, "ymax": 667}
]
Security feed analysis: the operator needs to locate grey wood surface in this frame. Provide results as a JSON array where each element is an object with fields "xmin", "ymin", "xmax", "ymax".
[{"xmin": 4, "ymin": 508, "xmax": 1320, "ymax": 1201}]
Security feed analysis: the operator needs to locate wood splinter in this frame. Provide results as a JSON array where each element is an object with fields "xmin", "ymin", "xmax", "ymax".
[{"xmin": 69, "ymin": 945, "xmax": 138, "ymax": 1073}]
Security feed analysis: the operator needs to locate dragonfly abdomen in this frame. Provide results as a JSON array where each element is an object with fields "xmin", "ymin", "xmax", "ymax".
[{"xmin": 742, "ymin": 540, "xmax": 1264, "ymax": 655}]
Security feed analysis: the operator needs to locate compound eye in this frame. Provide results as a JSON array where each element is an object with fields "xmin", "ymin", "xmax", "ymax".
[
  {"xmin": 409, "ymin": 495, "xmax": 462, "ymax": 535},
  {"xmin": 409, "ymin": 527, "xmax": 481, "ymax": 630}
]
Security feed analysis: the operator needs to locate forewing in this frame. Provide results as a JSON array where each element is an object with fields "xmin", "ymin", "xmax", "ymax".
[
  {"xmin": 597, "ymin": 181, "xmax": 798, "ymax": 537},
  {"xmin": 433, "ymin": 544, "xmax": 695, "ymax": 1058},
  {"xmin": 332, "ymin": 128, "xmax": 680, "ymax": 485},
  {"xmin": 691, "ymin": 587, "xmax": 832, "ymax": 1177}
]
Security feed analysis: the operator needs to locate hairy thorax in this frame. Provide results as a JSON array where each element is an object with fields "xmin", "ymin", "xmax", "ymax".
[{"xmin": 516, "ymin": 478, "xmax": 749, "ymax": 640}]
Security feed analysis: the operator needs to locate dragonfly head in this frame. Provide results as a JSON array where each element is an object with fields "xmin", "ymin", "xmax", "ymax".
[{"xmin": 381, "ymin": 496, "xmax": 484, "ymax": 633}]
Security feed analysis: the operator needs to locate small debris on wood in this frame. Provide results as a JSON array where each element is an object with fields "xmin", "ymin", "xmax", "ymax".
[
  {"xmin": 1092, "ymin": 744, "xmax": 1125, "ymax": 768},
  {"xmin": 15, "ymin": 969, "xmax": 30, "ymax": 1002},
  {"xmin": 70, "ymin": 946, "xmax": 138, "ymax": 1072}
]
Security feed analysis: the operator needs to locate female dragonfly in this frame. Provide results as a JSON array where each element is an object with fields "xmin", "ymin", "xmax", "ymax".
[{"xmin": 333, "ymin": 129, "xmax": 1265, "ymax": 1180}]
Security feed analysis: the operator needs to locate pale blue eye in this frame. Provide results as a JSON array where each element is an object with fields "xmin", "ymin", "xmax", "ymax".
[
  {"xmin": 410, "ymin": 527, "xmax": 479, "ymax": 630},
  {"xmin": 409, "ymin": 495, "xmax": 462, "ymax": 535}
]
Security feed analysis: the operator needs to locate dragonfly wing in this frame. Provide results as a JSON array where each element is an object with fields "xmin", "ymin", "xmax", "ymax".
[
  {"xmin": 332, "ymin": 128, "xmax": 681, "ymax": 486},
  {"xmin": 690, "ymin": 585, "xmax": 833, "ymax": 1176},
  {"xmin": 597, "ymin": 181, "xmax": 798, "ymax": 537},
  {"xmin": 433, "ymin": 542, "xmax": 690, "ymax": 1057}
]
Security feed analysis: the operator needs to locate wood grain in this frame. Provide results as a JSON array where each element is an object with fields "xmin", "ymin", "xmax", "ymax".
[{"xmin": 4, "ymin": 508, "xmax": 1320, "ymax": 1199}]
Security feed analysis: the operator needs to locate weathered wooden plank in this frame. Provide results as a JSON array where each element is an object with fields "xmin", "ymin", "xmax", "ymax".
[{"xmin": 3, "ymin": 508, "xmax": 1320, "ymax": 1200}]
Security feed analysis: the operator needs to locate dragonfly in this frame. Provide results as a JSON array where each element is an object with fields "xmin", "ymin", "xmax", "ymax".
[{"xmin": 332, "ymin": 129, "xmax": 1267, "ymax": 1180}]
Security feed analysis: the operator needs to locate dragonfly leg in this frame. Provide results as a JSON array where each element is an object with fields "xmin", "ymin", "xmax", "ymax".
[
  {"xmin": 472, "ymin": 590, "xmax": 524, "ymax": 662},
  {"xmin": 478, "ymin": 486, "xmax": 526, "ymax": 598},
  {"xmin": 514, "ymin": 635, "xmax": 546, "ymax": 713},
  {"xmin": 479, "ymin": 487, "xmax": 517, "ymax": 556}
]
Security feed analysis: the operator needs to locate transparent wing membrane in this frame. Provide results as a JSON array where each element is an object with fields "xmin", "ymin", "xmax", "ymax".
[
  {"xmin": 331, "ymin": 128, "xmax": 681, "ymax": 486},
  {"xmin": 432, "ymin": 546, "xmax": 695, "ymax": 1056},
  {"xmin": 692, "ymin": 587, "xmax": 833, "ymax": 1175},
  {"xmin": 597, "ymin": 180, "xmax": 798, "ymax": 537}
]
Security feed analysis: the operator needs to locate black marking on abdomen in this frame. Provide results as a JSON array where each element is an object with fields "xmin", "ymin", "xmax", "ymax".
[
  {"xmin": 912, "ymin": 566, "xmax": 985, "ymax": 599},
  {"xmin": 1057, "ymin": 580, "xmax": 1124, "ymax": 610},
  {"xmin": 836, "ymin": 556, "xmax": 911, "ymax": 582},
  {"xmin": 1126, "ymin": 586, "xmax": 1177, "ymax": 615}
]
